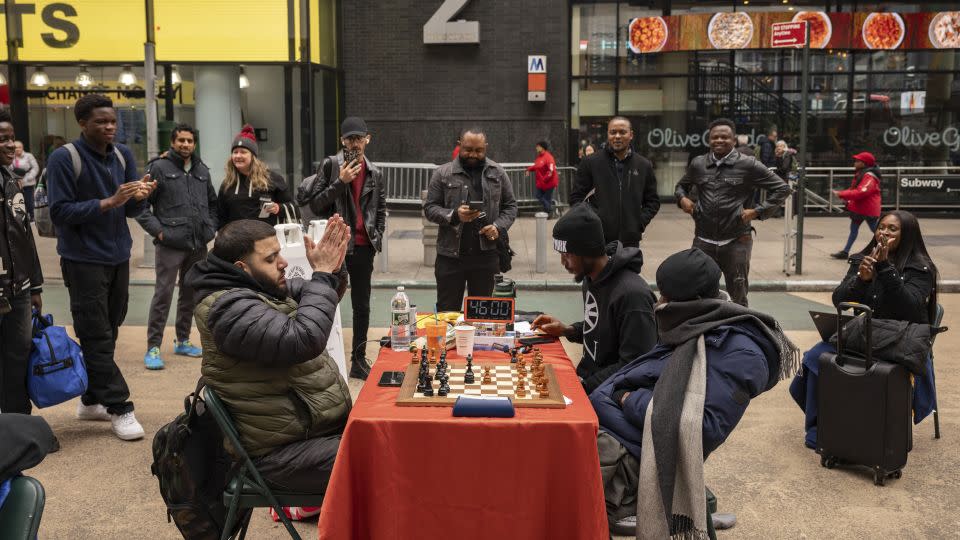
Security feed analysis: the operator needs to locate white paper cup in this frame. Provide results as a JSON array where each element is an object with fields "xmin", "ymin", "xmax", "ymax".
[{"xmin": 454, "ymin": 325, "xmax": 476, "ymax": 357}]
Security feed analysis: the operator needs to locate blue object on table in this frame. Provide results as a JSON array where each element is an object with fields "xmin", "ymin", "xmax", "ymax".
[{"xmin": 452, "ymin": 396, "xmax": 515, "ymax": 418}]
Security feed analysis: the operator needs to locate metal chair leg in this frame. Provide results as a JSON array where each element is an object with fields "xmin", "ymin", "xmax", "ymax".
[
  {"xmin": 934, "ymin": 409, "xmax": 941, "ymax": 439},
  {"xmin": 237, "ymin": 509, "xmax": 252, "ymax": 540}
]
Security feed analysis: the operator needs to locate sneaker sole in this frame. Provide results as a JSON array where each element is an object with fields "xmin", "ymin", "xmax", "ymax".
[
  {"xmin": 113, "ymin": 429, "xmax": 145, "ymax": 441},
  {"xmin": 77, "ymin": 413, "xmax": 112, "ymax": 421},
  {"xmin": 173, "ymin": 352, "xmax": 202, "ymax": 358},
  {"xmin": 145, "ymin": 363, "xmax": 165, "ymax": 370}
]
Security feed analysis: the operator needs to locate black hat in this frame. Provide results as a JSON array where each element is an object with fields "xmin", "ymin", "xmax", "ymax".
[
  {"xmin": 341, "ymin": 117, "xmax": 368, "ymax": 138},
  {"xmin": 656, "ymin": 248, "xmax": 722, "ymax": 302},
  {"xmin": 232, "ymin": 124, "xmax": 259, "ymax": 156},
  {"xmin": 552, "ymin": 203, "xmax": 605, "ymax": 257}
]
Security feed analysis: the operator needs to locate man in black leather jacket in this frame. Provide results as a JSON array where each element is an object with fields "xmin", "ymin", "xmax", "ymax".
[
  {"xmin": 0, "ymin": 109, "xmax": 43, "ymax": 415},
  {"xmin": 137, "ymin": 124, "xmax": 218, "ymax": 370},
  {"xmin": 298, "ymin": 117, "xmax": 386, "ymax": 380},
  {"xmin": 675, "ymin": 118, "xmax": 790, "ymax": 307}
]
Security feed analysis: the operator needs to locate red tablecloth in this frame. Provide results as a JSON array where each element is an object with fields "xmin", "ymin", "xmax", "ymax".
[{"xmin": 317, "ymin": 342, "xmax": 608, "ymax": 540}]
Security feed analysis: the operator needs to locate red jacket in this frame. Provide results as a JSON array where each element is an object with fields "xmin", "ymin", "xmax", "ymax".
[
  {"xmin": 527, "ymin": 151, "xmax": 559, "ymax": 190},
  {"xmin": 837, "ymin": 169, "xmax": 881, "ymax": 217}
]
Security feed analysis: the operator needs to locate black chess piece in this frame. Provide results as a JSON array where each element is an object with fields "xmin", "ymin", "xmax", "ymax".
[
  {"xmin": 438, "ymin": 374, "xmax": 450, "ymax": 396},
  {"xmin": 510, "ymin": 349, "xmax": 518, "ymax": 364},
  {"xmin": 422, "ymin": 377, "xmax": 434, "ymax": 397}
]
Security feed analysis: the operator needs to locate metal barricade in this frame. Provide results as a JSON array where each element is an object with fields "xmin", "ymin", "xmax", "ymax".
[
  {"xmin": 804, "ymin": 165, "xmax": 960, "ymax": 212},
  {"xmin": 373, "ymin": 162, "xmax": 576, "ymax": 211}
]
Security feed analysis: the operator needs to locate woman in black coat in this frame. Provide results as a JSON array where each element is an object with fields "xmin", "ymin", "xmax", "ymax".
[{"xmin": 790, "ymin": 210, "xmax": 939, "ymax": 448}]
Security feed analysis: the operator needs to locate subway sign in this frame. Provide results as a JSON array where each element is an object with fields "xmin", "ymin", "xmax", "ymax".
[{"xmin": 898, "ymin": 175, "xmax": 960, "ymax": 193}]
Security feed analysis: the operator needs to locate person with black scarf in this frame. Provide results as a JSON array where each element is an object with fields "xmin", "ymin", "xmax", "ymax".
[
  {"xmin": 531, "ymin": 203, "xmax": 657, "ymax": 394},
  {"xmin": 591, "ymin": 248, "xmax": 798, "ymax": 537},
  {"xmin": 423, "ymin": 128, "xmax": 517, "ymax": 311}
]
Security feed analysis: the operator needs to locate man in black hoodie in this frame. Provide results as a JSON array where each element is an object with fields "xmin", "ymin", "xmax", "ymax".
[{"xmin": 532, "ymin": 203, "xmax": 657, "ymax": 394}]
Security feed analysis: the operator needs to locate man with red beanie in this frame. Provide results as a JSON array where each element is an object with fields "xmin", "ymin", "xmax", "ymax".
[{"xmin": 831, "ymin": 151, "xmax": 882, "ymax": 259}]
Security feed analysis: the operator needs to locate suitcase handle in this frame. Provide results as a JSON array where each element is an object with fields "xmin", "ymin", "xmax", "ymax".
[{"xmin": 837, "ymin": 302, "xmax": 872, "ymax": 369}]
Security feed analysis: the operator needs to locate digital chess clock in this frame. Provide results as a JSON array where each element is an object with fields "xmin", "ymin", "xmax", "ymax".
[{"xmin": 462, "ymin": 296, "xmax": 515, "ymax": 323}]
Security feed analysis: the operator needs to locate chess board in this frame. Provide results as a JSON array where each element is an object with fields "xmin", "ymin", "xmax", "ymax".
[{"xmin": 396, "ymin": 363, "xmax": 566, "ymax": 409}]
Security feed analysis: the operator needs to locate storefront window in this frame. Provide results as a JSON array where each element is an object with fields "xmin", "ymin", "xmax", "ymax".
[{"xmin": 572, "ymin": 3, "xmax": 618, "ymax": 78}]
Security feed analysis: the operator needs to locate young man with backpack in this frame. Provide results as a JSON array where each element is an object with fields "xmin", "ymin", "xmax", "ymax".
[
  {"xmin": 47, "ymin": 94, "xmax": 156, "ymax": 440},
  {"xmin": 0, "ymin": 109, "xmax": 44, "ymax": 415}
]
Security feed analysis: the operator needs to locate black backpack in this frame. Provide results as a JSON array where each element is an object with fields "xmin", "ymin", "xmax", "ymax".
[{"xmin": 151, "ymin": 379, "xmax": 244, "ymax": 539}]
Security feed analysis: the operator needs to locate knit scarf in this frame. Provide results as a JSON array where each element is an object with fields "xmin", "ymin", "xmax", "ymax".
[{"xmin": 637, "ymin": 299, "xmax": 799, "ymax": 540}]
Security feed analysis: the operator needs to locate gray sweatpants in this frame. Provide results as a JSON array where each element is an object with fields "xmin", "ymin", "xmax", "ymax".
[
  {"xmin": 147, "ymin": 244, "xmax": 206, "ymax": 348},
  {"xmin": 598, "ymin": 430, "xmax": 640, "ymax": 524}
]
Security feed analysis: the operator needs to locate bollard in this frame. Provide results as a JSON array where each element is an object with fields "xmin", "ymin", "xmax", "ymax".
[
  {"xmin": 535, "ymin": 211, "xmax": 548, "ymax": 273},
  {"xmin": 378, "ymin": 211, "xmax": 390, "ymax": 273},
  {"xmin": 140, "ymin": 232, "xmax": 156, "ymax": 268}
]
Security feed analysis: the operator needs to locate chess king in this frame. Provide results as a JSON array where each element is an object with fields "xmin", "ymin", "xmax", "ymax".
[{"xmin": 531, "ymin": 203, "xmax": 658, "ymax": 394}]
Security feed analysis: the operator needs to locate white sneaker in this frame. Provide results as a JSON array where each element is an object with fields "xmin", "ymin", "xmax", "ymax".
[
  {"xmin": 77, "ymin": 402, "xmax": 111, "ymax": 421},
  {"xmin": 111, "ymin": 412, "xmax": 145, "ymax": 441}
]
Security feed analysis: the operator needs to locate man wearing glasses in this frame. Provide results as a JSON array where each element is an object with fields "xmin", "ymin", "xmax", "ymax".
[{"xmin": 299, "ymin": 117, "xmax": 386, "ymax": 380}]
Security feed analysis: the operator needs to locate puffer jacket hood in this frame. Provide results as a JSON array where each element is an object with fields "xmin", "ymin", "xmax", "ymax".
[{"xmin": 185, "ymin": 252, "xmax": 269, "ymax": 303}]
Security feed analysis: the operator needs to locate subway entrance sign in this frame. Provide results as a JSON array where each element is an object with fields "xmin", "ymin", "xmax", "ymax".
[{"xmin": 770, "ymin": 21, "xmax": 807, "ymax": 48}]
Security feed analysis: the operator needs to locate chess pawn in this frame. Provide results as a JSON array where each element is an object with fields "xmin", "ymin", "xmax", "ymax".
[
  {"xmin": 422, "ymin": 377, "xmax": 434, "ymax": 397},
  {"xmin": 539, "ymin": 386, "xmax": 549, "ymax": 398}
]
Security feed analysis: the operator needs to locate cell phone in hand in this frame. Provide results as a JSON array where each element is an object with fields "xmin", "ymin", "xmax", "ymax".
[
  {"xmin": 258, "ymin": 195, "xmax": 273, "ymax": 219},
  {"xmin": 468, "ymin": 200, "xmax": 484, "ymax": 211},
  {"xmin": 343, "ymin": 148, "xmax": 361, "ymax": 164}
]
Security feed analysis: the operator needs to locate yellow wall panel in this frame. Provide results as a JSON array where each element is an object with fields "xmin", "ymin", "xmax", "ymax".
[
  {"xmin": 155, "ymin": 0, "xmax": 290, "ymax": 62},
  {"xmin": 14, "ymin": 0, "xmax": 145, "ymax": 62}
]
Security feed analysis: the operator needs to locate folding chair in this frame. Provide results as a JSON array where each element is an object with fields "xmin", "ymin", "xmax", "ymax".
[
  {"xmin": 203, "ymin": 388, "xmax": 326, "ymax": 540},
  {"xmin": 0, "ymin": 476, "xmax": 45, "ymax": 540}
]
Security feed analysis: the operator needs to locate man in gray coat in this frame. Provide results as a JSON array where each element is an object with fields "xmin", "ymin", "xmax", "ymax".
[
  {"xmin": 137, "ymin": 124, "xmax": 218, "ymax": 369},
  {"xmin": 423, "ymin": 128, "xmax": 517, "ymax": 311}
]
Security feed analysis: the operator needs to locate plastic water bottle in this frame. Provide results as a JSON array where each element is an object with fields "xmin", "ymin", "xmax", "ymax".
[{"xmin": 390, "ymin": 286, "xmax": 411, "ymax": 351}]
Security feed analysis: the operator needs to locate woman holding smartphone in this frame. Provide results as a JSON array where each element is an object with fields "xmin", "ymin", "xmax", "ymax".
[
  {"xmin": 217, "ymin": 124, "xmax": 298, "ymax": 229},
  {"xmin": 790, "ymin": 210, "xmax": 940, "ymax": 449}
]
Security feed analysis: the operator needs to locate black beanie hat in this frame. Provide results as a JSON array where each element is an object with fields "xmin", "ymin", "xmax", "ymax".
[
  {"xmin": 552, "ymin": 203, "xmax": 605, "ymax": 256},
  {"xmin": 656, "ymin": 248, "xmax": 722, "ymax": 302},
  {"xmin": 232, "ymin": 124, "xmax": 259, "ymax": 156}
]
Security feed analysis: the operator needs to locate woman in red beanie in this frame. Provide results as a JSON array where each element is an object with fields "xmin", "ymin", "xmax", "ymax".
[
  {"xmin": 217, "ymin": 124, "xmax": 298, "ymax": 228},
  {"xmin": 830, "ymin": 151, "xmax": 882, "ymax": 259}
]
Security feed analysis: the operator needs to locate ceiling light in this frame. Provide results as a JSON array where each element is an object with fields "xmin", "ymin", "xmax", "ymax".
[
  {"xmin": 239, "ymin": 67, "xmax": 250, "ymax": 89},
  {"xmin": 118, "ymin": 66, "xmax": 137, "ymax": 87},
  {"xmin": 76, "ymin": 67, "xmax": 94, "ymax": 88},
  {"xmin": 0, "ymin": 71, "xmax": 6, "ymax": 85},
  {"xmin": 30, "ymin": 68, "xmax": 50, "ymax": 87},
  {"xmin": 170, "ymin": 67, "xmax": 182, "ymax": 85}
]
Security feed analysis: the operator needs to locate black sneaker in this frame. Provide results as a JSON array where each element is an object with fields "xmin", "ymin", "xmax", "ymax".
[
  {"xmin": 349, "ymin": 358, "xmax": 371, "ymax": 380},
  {"xmin": 830, "ymin": 251, "xmax": 849, "ymax": 260}
]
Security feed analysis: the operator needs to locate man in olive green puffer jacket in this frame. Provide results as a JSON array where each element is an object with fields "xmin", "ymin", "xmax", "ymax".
[{"xmin": 184, "ymin": 216, "xmax": 351, "ymax": 493}]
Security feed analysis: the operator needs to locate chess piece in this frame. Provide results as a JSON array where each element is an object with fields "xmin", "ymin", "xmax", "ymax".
[
  {"xmin": 438, "ymin": 374, "xmax": 450, "ymax": 396},
  {"xmin": 482, "ymin": 367, "xmax": 492, "ymax": 385},
  {"xmin": 464, "ymin": 370, "xmax": 475, "ymax": 385},
  {"xmin": 510, "ymin": 349, "xmax": 518, "ymax": 364},
  {"xmin": 516, "ymin": 386, "xmax": 526, "ymax": 398},
  {"xmin": 422, "ymin": 377, "xmax": 434, "ymax": 396},
  {"xmin": 539, "ymin": 386, "xmax": 549, "ymax": 398}
]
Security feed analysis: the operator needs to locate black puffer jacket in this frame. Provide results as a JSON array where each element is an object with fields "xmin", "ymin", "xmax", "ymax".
[
  {"xmin": 185, "ymin": 253, "xmax": 351, "ymax": 457},
  {"xmin": 0, "ymin": 166, "xmax": 42, "ymax": 298},
  {"xmin": 832, "ymin": 255, "xmax": 935, "ymax": 324},
  {"xmin": 296, "ymin": 152, "xmax": 386, "ymax": 253},
  {"xmin": 569, "ymin": 148, "xmax": 660, "ymax": 245},
  {"xmin": 137, "ymin": 150, "xmax": 218, "ymax": 252},
  {"xmin": 675, "ymin": 150, "xmax": 791, "ymax": 242}
]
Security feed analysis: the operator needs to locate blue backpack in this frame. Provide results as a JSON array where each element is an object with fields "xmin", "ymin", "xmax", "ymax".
[{"xmin": 28, "ymin": 311, "xmax": 88, "ymax": 408}]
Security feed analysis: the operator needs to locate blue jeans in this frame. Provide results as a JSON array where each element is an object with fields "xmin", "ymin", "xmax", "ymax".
[
  {"xmin": 842, "ymin": 214, "xmax": 879, "ymax": 254},
  {"xmin": 534, "ymin": 186, "xmax": 554, "ymax": 214}
]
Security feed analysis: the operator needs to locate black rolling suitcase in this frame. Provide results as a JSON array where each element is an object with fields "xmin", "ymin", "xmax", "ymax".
[{"xmin": 817, "ymin": 302, "xmax": 912, "ymax": 486}]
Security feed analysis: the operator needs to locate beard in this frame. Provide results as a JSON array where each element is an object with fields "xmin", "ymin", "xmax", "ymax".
[
  {"xmin": 249, "ymin": 265, "xmax": 288, "ymax": 299},
  {"xmin": 459, "ymin": 155, "xmax": 483, "ymax": 169}
]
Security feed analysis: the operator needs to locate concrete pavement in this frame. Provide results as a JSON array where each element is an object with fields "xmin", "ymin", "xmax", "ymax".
[
  {"xmin": 20, "ymin": 291, "xmax": 960, "ymax": 539},
  {"xmin": 32, "ymin": 206, "xmax": 960, "ymax": 291}
]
